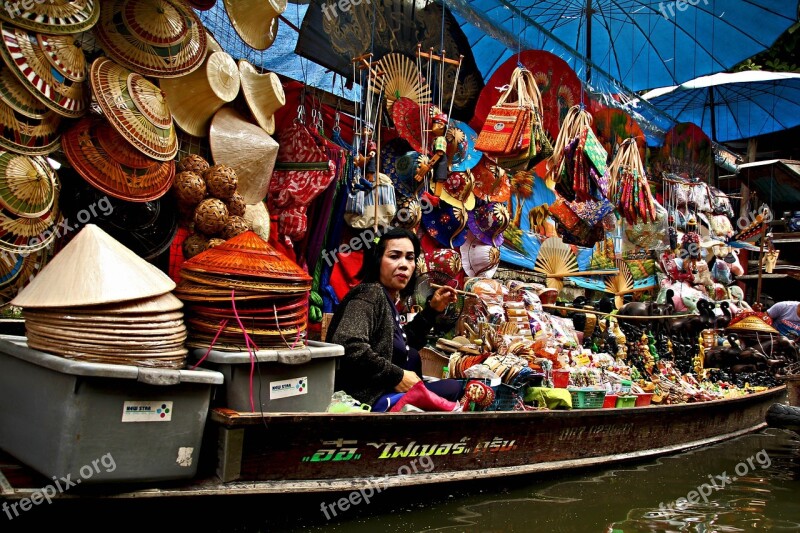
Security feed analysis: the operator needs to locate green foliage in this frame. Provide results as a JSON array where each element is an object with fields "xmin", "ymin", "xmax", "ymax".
[{"xmin": 735, "ymin": 22, "xmax": 800, "ymax": 73}]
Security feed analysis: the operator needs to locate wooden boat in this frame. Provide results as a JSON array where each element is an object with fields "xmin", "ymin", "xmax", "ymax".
[{"xmin": 0, "ymin": 385, "xmax": 785, "ymax": 500}]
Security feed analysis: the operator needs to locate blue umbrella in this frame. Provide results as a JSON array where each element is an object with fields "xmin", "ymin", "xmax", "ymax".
[
  {"xmin": 641, "ymin": 71, "xmax": 800, "ymax": 142},
  {"xmin": 449, "ymin": 0, "xmax": 797, "ymax": 92}
]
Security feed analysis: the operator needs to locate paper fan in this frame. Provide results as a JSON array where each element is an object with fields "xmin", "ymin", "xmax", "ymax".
[
  {"xmin": 0, "ymin": 0, "xmax": 99, "ymax": 35},
  {"xmin": 604, "ymin": 260, "xmax": 635, "ymax": 309},
  {"xmin": 0, "ymin": 24, "xmax": 88, "ymax": 118},
  {"xmin": 0, "ymin": 152, "xmax": 56, "ymax": 217},
  {"xmin": 534, "ymin": 236, "xmax": 578, "ymax": 292},
  {"xmin": 375, "ymin": 53, "xmax": 431, "ymax": 114}
]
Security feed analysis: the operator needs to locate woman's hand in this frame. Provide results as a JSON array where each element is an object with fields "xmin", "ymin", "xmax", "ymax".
[
  {"xmin": 429, "ymin": 285, "xmax": 458, "ymax": 313},
  {"xmin": 394, "ymin": 369, "xmax": 421, "ymax": 392}
]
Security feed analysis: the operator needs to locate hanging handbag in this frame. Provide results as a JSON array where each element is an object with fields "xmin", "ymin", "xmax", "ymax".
[{"xmin": 474, "ymin": 68, "xmax": 532, "ymax": 156}]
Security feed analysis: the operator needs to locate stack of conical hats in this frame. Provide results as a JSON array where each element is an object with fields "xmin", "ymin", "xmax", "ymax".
[
  {"xmin": 176, "ymin": 231, "xmax": 312, "ymax": 351},
  {"xmin": 10, "ymin": 224, "xmax": 188, "ymax": 368}
]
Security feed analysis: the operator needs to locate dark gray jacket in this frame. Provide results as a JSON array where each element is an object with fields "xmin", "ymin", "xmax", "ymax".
[{"xmin": 325, "ymin": 282, "xmax": 439, "ymax": 406}]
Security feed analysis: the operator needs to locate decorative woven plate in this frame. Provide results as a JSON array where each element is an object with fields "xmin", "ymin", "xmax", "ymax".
[
  {"xmin": 62, "ymin": 117, "xmax": 175, "ymax": 201},
  {"xmin": 181, "ymin": 230, "xmax": 312, "ymax": 282},
  {"xmin": 0, "ymin": 152, "xmax": 56, "ymax": 217},
  {"xmin": 94, "ymin": 0, "xmax": 206, "ymax": 78},
  {"xmin": 90, "ymin": 57, "xmax": 177, "ymax": 161},
  {"xmin": 0, "ymin": 100, "xmax": 61, "ymax": 156},
  {"xmin": 0, "ymin": 0, "xmax": 99, "ymax": 35},
  {"xmin": 0, "ymin": 24, "xmax": 87, "ymax": 118}
]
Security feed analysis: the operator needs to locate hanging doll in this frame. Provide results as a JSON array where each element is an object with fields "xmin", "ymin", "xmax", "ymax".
[
  {"xmin": 415, "ymin": 106, "xmax": 450, "ymax": 205},
  {"xmin": 353, "ymin": 122, "xmax": 377, "ymax": 190},
  {"xmin": 680, "ymin": 215, "xmax": 702, "ymax": 276}
]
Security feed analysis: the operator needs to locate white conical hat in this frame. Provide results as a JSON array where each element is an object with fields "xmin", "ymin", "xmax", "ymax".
[{"xmin": 11, "ymin": 224, "xmax": 175, "ymax": 308}]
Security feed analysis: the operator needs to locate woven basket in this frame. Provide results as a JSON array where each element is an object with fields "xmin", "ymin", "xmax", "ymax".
[{"xmin": 420, "ymin": 347, "xmax": 450, "ymax": 378}]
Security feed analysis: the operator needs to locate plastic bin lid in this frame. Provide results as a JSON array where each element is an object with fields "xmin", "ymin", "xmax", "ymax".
[
  {"xmin": 0, "ymin": 339, "xmax": 224, "ymax": 385},
  {"xmin": 192, "ymin": 340, "xmax": 344, "ymax": 365}
]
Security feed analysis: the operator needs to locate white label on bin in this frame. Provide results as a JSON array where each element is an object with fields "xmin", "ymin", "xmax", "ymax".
[
  {"xmin": 121, "ymin": 401, "xmax": 173, "ymax": 422},
  {"xmin": 269, "ymin": 377, "xmax": 308, "ymax": 400}
]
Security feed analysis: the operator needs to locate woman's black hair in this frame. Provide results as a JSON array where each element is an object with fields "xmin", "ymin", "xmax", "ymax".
[{"xmin": 358, "ymin": 227, "xmax": 421, "ymax": 298}]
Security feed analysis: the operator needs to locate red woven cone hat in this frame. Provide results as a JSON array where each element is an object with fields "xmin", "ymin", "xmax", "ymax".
[
  {"xmin": 94, "ymin": 0, "xmax": 207, "ymax": 78},
  {"xmin": 90, "ymin": 57, "xmax": 178, "ymax": 161},
  {"xmin": 62, "ymin": 116, "xmax": 175, "ymax": 202},
  {"xmin": 11, "ymin": 223, "xmax": 176, "ymax": 308},
  {"xmin": 0, "ymin": 24, "xmax": 88, "ymax": 118},
  {"xmin": 181, "ymin": 230, "xmax": 311, "ymax": 282},
  {"xmin": 0, "ymin": 0, "xmax": 99, "ymax": 34}
]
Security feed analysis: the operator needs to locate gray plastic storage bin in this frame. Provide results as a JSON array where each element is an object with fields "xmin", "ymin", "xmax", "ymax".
[
  {"xmin": 0, "ymin": 339, "xmax": 223, "ymax": 484},
  {"xmin": 193, "ymin": 341, "xmax": 343, "ymax": 412}
]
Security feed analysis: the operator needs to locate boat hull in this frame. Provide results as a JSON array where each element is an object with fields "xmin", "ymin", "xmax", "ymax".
[{"xmin": 0, "ymin": 386, "xmax": 786, "ymax": 498}]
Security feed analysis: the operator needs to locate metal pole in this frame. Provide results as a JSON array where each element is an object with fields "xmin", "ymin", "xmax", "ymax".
[
  {"xmin": 755, "ymin": 220, "xmax": 767, "ymax": 309},
  {"xmin": 585, "ymin": 0, "xmax": 594, "ymax": 85}
]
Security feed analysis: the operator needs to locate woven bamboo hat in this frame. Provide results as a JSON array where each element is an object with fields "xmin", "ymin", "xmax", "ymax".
[
  {"xmin": 0, "ymin": 25, "xmax": 87, "ymax": 118},
  {"xmin": 0, "ymin": 187, "xmax": 60, "ymax": 254},
  {"xmin": 90, "ymin": 57, "xmax": 178, "ymax": 161},
  {"xmin": 0, "ymin": 152, "xmax": 57, "ymax": 218},
  {"xmin": 223, "ymin": 0, "xmax": 286, "ymax": 51},
  {"xmin": 238, "ymin": 60, "xmax": 285, "ymax": 135},
  {"xmin": 0, "ymin": 0, "xmax": 99, "ymax": 34},
  {"xmin": 93, "ymin": 0, "xmax": 206, "ymax": 78},
  {"xmin": 11, "ymin": 223, "xmax": 176, "ymax": 308},
  {"xmin": 181, "ymin": 230, "xmax": 311, "ymax": 282},
  {"xmin": 726, "ymin": 311, "xmax": 779, "ymax": 334},
  {"xmin": 242, "ymin": 201, "xmax": 271, "ymax": 242},
  {"xmin": 159, "ymin": 51, "xmax": 240, "ymax": 138},
  {"xmin": 0, "ymin": 48, "xmax": 68, "ymax": 155},
  {"xmin": 62, "ymin": 116, "xmax": 175, "ymax": 202},
  {"xmin": 209, "ymin": 107, "xmax": 279, "ymax": 204}
]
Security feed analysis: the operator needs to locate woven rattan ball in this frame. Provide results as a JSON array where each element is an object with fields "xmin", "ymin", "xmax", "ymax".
[
  {"xmin": 173, "ymin": 171, "xmax": 207, "ymax": 206},
  {"xmin": 178, "ymin": 154, "xmax": 210, "ymax": 173},
  {"xmin": 220, "ymin": 215, "xmax": 251, "ymax": 240},
  {"xmin": 207, "ymin": 237, "xmax": 226, "ymax": 248},
  {"xmin": 183, "ymin": 232, "xmax": 208, "ymax": 259},
  {"xmin": 226, "ymin": 191, "xmax": 246, "ymax": 217},
  {"xmin": 194, "ymin": 198, "xmax": 228, "ymax": 235},
  {"xmin": 204, "ymin": 164, "xmax": 238, "ymax": 199}
]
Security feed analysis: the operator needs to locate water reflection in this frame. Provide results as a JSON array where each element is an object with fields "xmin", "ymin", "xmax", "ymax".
[{"xmin": 291, "ymin": 428, "xmax": 800, "ymax": 533}]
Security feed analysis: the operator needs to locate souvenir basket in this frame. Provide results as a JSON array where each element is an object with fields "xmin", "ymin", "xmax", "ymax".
[
  {"xmin": 419, "ymin": 347, "xmax": 450, "ymax": 378},
  {"xmin": 567, "ymin": 387, "xmax": 606, "ymax": 409}
]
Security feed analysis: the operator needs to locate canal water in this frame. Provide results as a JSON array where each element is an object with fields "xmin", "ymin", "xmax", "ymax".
[{"xmin": 14, "ymin": 426, "xmax": 800, "ymax": 532}]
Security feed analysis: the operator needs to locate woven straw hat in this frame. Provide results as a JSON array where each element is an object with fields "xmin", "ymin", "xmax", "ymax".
[
  {"xmin": 0, "ymin": 185, "xmax": 60, "ymax": 254},
  {"xmin": 238, "ymin": 60, "xmax": 285, "ymax": 135},
  {"xmin": 90, "ymin": 57, "xmax": 178, "ymax": 161},
  {"xmin": 159, "ymin": 51, "xmax": 240, "ymax": 138},
  {"xmin": 209, "ymin": 107, "xmax": 279, "ymax": 204},
  {"xmin": 0, "ymin": 152, "xmax": 57, "ymax": 218},
  {"xmin": 93, "ymin": 0, "xmax": 206, "ymax": 78},
  {"xmin": 11, "ymin": 224, "xmax": 175, "ymax": 308},
  {"xmin": 440, "ymin": 170, "xmax": 476, "ymax": 211},
  {"xmin": 181, "ymin": 230, "xmax": 311, "ymax": 282},
  {"xmin": 223, "ymin": 0, "xmax": 286, "ymax": 51},
  {"xmin": 62, "ymin": 117, "xmax": 175, "ymax": 202},
  {"xmin": 0, "ymin": 25, "xmax": 87, "ymax": 118},
  {"xmin": 726, "ymin": 311, "xmax": 779, "ymax": 334},
  {"xmin": 0, "ymin": 0, "xmax": 99, "ymax": 34},
  {"xmin": 0, "ymin": 80, "xmax": 61, "ymax": 155},
  {"xmin": 242, "ymin": 201, "xmax": 271, "ymax": 241},
  {"xmin": 460, "ymin": 231, "xmax": 500, "ymax": 278}
]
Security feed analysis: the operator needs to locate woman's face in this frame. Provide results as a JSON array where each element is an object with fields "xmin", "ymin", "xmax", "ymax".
[{"xmin": 379, "ymin": 238, "xmax": 416, "ymax": 297}]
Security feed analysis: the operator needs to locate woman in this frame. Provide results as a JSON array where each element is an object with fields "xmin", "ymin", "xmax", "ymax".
[{"xmin": 325, "ymin": 227, "xmax": 463, "ymax": 411}]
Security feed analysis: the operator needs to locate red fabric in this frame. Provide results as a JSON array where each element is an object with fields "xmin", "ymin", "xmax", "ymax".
[
  {"xmin": 329, "ymin": 250, "xmax": 364, "ymax": 301},
  {"xmin": 168, "ymin": 227, "xmax": 190, "ymax": 284}
]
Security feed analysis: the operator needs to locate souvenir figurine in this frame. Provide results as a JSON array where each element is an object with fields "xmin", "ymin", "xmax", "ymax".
[
  {"xmin": 415, "ymin": 106, "xmax": 450, "ymax": 204},
  {"xmin": 353, "ymin": 123, "xmax": 377, "ymax": 189}
]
